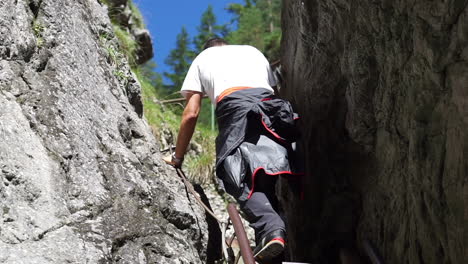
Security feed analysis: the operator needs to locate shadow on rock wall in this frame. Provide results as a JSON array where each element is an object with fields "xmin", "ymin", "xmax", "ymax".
[{"xmin": 279, "ymin": 0, "xmax": 467, "ymax": 263}]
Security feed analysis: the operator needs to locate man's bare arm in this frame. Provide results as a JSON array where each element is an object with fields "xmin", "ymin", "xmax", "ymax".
[
  {"xmin": 163, "ymin": 92, "xmax": 203, "ymax": 167},
  {"xmin": 175, "ymin": 92, "xmax": 202, "ymax": 158}
]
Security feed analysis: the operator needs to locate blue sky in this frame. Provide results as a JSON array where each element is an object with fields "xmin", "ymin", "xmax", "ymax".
[{"xmin": 133, "ymin": 0, "xmax": 243, "ymax": 77}]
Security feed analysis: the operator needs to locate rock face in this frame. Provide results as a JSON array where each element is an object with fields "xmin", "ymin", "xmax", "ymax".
[
  {"xmin": 0, "ymin": 0, "xmax": 210, "ymax": 263},
  {"xmin": 280, "ymin": 0, "xmax": 467, "ymax": 263}
]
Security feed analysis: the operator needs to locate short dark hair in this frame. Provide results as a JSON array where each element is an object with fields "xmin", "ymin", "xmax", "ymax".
[{"xmin": 203, "ymin": 37, "xmax": 228, "ymax": 50}]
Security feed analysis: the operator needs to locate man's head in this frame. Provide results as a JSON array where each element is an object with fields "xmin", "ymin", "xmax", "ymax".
[{"xmin": 203, "ymin": 37, "xmax": 228, "ymax": 50}]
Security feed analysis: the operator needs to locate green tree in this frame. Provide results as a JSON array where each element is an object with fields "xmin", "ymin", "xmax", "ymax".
[
  {"xmin": 227, "ymin": 0, "xmax": 254, "ymax": 17},
  {"xmin": 226, "ymin": 0, "xmax": 282, "ymax": 60},
  {"xmin": 193, "ymin": 5, "xmax": 228, "ymax": 53},
  {"xmin": 255, "ymin": 0, "xmax": 281, "ymax": 33},
  {"xmin": 227, "ymin": 7, "xmax": 265, "ymax": 51},
  {"xmin": 140, "ymin": 60, "xmax": 163, "ymax": 89},
  {"xmin": 164, "ymin": 27, "xmax": 194, "ymax": 92},
  {"xmin": 256, "ymin": 0, "xmax": 281, "ymax": 59}
]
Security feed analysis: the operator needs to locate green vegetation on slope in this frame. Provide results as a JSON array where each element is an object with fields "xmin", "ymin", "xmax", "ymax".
[{"xmin": 137, "ymin": 67, "xmax": 217, "ymax": 184}]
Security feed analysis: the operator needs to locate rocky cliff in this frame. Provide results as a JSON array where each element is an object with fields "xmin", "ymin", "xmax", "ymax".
[
  {"xmin": 0, "ymin": 0, "xmax": 211, "ymax": 263},
  {"xmin": 280, "ymin": 0, "xmax": 467, "ymax": 263}
]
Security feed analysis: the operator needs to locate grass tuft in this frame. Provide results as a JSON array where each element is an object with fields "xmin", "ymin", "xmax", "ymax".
[
  {"xmin": 185, "ymin": 129, "xmax": 216, "ymax": 184},
  {"xmin": 32, "ymin": 22, "xmax": 44, "ymax": 37},
  {"xmin": 32, "ymin": 21, "xmax": 45, "ymax": 48},
  {"xmin": 129, "ymin": 2, "xmax": 145, "ymax": 28},
  {"xmin": 113, "ymin": 25, "xmax": 137, "ymax": 67}
]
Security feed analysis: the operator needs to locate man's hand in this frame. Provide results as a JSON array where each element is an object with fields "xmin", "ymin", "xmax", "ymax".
[{"xmin": 163, "ymin": 154, "xmax": 183, "ymax": 168}]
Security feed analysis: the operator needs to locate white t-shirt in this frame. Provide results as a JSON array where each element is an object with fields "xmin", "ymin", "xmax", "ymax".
[{"xmin": 180, "ymin": 45, "xmax": 276, "ymax": 104}]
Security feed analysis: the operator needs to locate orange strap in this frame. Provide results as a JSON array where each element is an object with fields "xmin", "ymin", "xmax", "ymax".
[{"xmin": 216, "ymin": 86, "xmax": 252, "ymax": 103}]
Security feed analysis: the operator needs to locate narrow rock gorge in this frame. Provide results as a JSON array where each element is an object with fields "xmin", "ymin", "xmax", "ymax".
[
  {"xmin": 0, "ymin": 0, "xmax": 212, "ymax": 262},
  {"xmin": 1, "ymin": 0, "xmax": 466, "ymax": 263},
  {"xmin": 280, "ymin": 0, "xmax": 466, "ymax": 263}
]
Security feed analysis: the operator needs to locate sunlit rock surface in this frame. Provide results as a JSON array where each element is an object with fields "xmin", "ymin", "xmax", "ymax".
[
  {"xmin": 0, "ymin": 0, "xmax": 209, "ymax": 263},
  {"xmin": 280, "ymin": 0, "xmax": 466, "ymax": 263}
]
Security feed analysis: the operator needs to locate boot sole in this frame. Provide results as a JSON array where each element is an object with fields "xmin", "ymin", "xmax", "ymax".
[{"xmin": 254, "ymin": 239, "xmax": 285, "ymax": 260}]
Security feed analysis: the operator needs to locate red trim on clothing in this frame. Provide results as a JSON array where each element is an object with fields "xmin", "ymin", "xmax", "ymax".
[
  {"xmin": 247, "ymin": 167, "xmax": 305, "ymax": 199},
  {"xmin": 260, "ymin": 115, "xmax": 286, "ymax": 144},
  {"xmin": 272, "ymin": 237, "xmax": 286, "ymax": 244},
  {"xmin": 294, "ymin": 116, "xmax": 300, "ymax": 120},
  {"xmin": 261, "ymin": 98, "xmax": 272, "ymax": 102}
]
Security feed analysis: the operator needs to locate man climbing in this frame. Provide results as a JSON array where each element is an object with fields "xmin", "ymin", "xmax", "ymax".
[{"xmin": 163, "ymin": 38, "xmax": 302, "ymax": 261}]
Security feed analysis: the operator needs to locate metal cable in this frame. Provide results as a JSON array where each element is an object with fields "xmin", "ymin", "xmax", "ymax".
[{"xmin": 175, "ymin": 168, "xmax": 224, "ymax": 224}]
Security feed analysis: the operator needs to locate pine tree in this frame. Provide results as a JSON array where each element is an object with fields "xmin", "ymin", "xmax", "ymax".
[
  {"xmin": 226, "ymin": 0, "xmax": 282, "ymax": 60},
  {"xmin": 193, "ymin": 5, "xmax": 228, "ymax": 54},
  {"xmin": 255, "ymin": 0, "xmax": 281, "ymax": 59},
  {"xmin": 227, "ymin": 0, "xmax": 253, "ymax": 17},
  {"xmin": 227, "ymin": 6, "xmax": 265, "ymax": 51},
  {"xmin": 164, "ymin": 27, "xmax": 194, "ymax": 91},
  {"xmin": 140, "ymin": 60, "xmax": 163, "ymax": 89}
]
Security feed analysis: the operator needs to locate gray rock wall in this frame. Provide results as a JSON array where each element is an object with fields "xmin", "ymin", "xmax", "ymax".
[
  {"xmin": 280, "ymin": 0, "xmax": 467, "ymax": 263},
  {"xmin": 0, "ymin": 0, "xmax": 209, "ymax": 263}
]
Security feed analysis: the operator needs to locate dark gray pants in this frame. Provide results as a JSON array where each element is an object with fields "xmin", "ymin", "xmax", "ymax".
[{"xmin": 236, "ymin": 172, "xmax": 285, "ymax": 242}]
